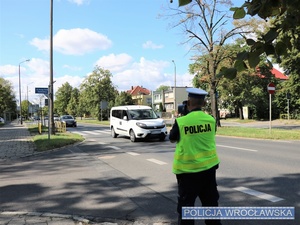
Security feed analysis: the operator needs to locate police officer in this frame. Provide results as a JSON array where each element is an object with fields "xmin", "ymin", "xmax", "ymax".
[{"xmin": 169, "ymin": 87, "xmax": 222, "ymax": 225}]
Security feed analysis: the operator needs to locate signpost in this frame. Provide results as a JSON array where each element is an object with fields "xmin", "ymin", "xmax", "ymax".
[
  {"xmin": 35, "ymin": 87, "xmax": 48, "ymax": 95},
  {"xmin": 267, "ymin": 82, "xmax": 275, "ymax": 132},
  {"xmin": 35, "ymin": 87, "xmax": 49, "ymax": 138}
]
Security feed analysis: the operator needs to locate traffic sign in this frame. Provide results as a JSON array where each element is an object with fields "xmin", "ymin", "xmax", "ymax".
[
  {"xmin": 267, "ymin": 82, "xmax": 275, "ymax": 94},
  {"xmin": 35, "ymin": 87, "xmax": 48, "ymax": 95}
]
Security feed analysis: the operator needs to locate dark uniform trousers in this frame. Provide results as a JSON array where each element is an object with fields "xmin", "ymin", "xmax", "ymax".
[{"xmin": 176, "ymin": 166, "xmax": 222, "ymax": 225}]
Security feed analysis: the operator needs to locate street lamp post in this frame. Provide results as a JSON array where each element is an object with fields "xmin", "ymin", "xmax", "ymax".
[
  {"xmin": 27, "ymin": 82, "xmax": 34, "ymax": 119},
  {"xmin": 172, "ymin": 60, "xmax": 176, "ymax": 113},
  {"xmin": 19, "ymin": 59, "xmax": 30, "ymax": 125}
]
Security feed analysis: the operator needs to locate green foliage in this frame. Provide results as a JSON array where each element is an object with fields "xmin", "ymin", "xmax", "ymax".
[
  {"xmin": 217, "ymin": 126, "xmax": 300, "ymax": 140},
  {"xmin": 21, "ymin": 100, "xmax": 30, "ymax": 119},
  {"xmin": 55, "ymin": 82, "xmax": 73, "ymax": 115},
  {"xmin": 33, "ymin": 132, "xmax": 84, "ymax": 152},
  {"xmin": 273, "ymin": 25, "xmax": 300, "ymax": 115},
  {"xmin": 178, "ymin": 0, "xmax": 192, "ymax": 7},
  {"xmin": 79, "ymin": 66, "xmax": 117, "ymax": 120},
  {"xmin": 156, "ymin": 85, "xmax": 170, "ymax": 92},
  {"xmin": 0, "ymin": 77, "xmax": 17, "ymax": 116},
  {"xmin": 173, "ymin": 1, "xmax": 250, "ymax": 119},
  {"xmin": 159, "ymin": 102, "xmax": 165, "ymax": 112},
  {"xmin": 114, "ymin": 91, "xmax": 134, "ymax": 106},
  {"xmin": 67, "ymin": 88, "xmax": 80, "ymax": 116},
  {"xmin": 231, "ymin": 0, "xmax": 300, "ymax": 68}
]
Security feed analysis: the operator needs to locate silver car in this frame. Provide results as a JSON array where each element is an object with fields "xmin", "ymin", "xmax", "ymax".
[{"xmin": 60, "ymin": 115, "xmax": 77, "ymax": 127}]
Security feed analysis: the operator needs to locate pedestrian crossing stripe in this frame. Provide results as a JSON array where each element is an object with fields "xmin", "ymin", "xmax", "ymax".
[
  {"xmin": 233, "ymin": 186, "xmax": 284, "ymax": 202},
  {"xmin": 72, "ymin": 130, "xmax": 110, "ymax": 136}
]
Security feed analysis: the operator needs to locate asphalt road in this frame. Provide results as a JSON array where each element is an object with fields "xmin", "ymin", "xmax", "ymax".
[
  {"xmin": 71, "ymin": 124, "xmax": 300, "ymax": 224},
  {"xmin": 1, "ymin": 123, "xmax": 299, "ymax": 224}
]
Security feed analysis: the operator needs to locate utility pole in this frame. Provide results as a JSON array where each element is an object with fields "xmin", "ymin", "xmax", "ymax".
[{"xmin": 49, "ymin": 0, "xmax": 55, "ymax": 135}]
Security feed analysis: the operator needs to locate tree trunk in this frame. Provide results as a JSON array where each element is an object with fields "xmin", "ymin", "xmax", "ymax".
[
  {"xmin": 210, "ymin": 86, "xmax": 221, "ymax": 127},
  {"xmin": 238, "ymin": 101, "xmax": 244, "ymax": 120}
]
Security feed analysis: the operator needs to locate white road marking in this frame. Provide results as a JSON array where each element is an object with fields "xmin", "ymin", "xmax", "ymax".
[
  {"xmin": 98, "ymin": 155, "xmax": 115, "ymax": 159},
  {"xmin": 82, "ymin": 131, "xmax": 99, "ymax": 135},
  {"xmin": 233, "ymin": 186, "xmax": 284, "ymax": 202},
  {"xmin": 72, "ymin": 130, "xmax": 110, "ymax": 136},
  {"xmin": 217, "ymin": 144, "xmax": 258, "ymax": 152},
  {"xmin": 127, "ymin": 152, "xmax": 140, "ymax": 156},
  {"xmin": 147, "ymin": 158, "xmax": 167, "ymax": 165},
  {"xmin": 88, "ymin": 138, "xmax": 97, "ymax": 142},
  {"xmin": 97, "ymin": 130, "xmax": 111, "ymax": 134},
  {"xmin": 107, "ymin": 146, "xmax": 121, "ymax": 150}
]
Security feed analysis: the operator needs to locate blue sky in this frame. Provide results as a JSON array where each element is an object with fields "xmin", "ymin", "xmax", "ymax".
[{"xmin": 0, "ymin": 0, "xmax": 240, "ymax": 105}]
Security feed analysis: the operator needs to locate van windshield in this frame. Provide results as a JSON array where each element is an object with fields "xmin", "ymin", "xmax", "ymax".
[{"xmin": 128, "ymin": 109, "xmax": 158, "ymax": 120}]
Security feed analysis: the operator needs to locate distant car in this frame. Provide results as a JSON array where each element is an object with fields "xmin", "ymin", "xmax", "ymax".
[
  {"xmin": 60, "ymin": 115, "xmax": 77, "ymax": 127},
  {"xmin": 0, "ymin": 117, "xmax": 5, "ymax": 123},
  {"xmin": 54, "ymin": 116, "xmax": 60, "ymax": 121}
]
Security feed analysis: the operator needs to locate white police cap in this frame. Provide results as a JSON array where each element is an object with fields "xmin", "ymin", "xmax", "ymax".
[{"xmin": 186, "ymin": 87, "xmax": 208, "ymax": 99}]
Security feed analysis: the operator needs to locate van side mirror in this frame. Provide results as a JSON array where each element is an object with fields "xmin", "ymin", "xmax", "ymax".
[{"xmin": 123, "ymin": 116, "xmax": 128, "ymax": 120}]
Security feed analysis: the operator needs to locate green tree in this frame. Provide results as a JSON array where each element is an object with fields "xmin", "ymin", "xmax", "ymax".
[
  {"xmin": 114, "ymin": 91, "xmax": 134, "ymax": 106},
  {"xmin": 273, "ymin": 26, "xmax": 300, "ymax": 118},
  {"xmin": 67, "ymin": 88, "xmax": 80, "ymax": 116},
  {"xmin": 167, "ymin": 0, "xmax": 250, "ymax": 124},
  {"xmin": 177, "ymin": 0, "xmax": 300, "ymax": 80},
  {"xmin": 0, "ymin": 77, "xmax": 17, "ymax": 117},
  {"xmin": 156, "ymin": 85, "xmax": 170, "ymax": 92},
  {"xmin": 55, "ymin": 82, "xmax": 73, "ymax": 115},
  {"xmin": 21, "ymin": 100, "xmax": 30, "ymax": 119},
  {"xmin": 219, "ymin": 64, "xmax": 280, "ymax": 120},
  {"xmin": 230, "ymin": 0, "xmax": 300, "ymax": 70},
  {"xmin": 79, "ymin": 66, "xmax": 117, "ymax": 120}
]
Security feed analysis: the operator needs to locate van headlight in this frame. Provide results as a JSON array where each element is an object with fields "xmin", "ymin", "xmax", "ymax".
[{"xmin": 136, "ymin": 122, "xmax": 147, "ymax": 128}]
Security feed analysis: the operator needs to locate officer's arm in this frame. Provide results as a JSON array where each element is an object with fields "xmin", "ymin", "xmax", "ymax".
[{"xmin": 169, "ymin": 120, "xmax": 179, "ymax": 143}]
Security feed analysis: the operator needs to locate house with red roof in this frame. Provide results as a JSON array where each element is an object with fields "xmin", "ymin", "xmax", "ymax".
[
  {"xmin": 127, "ymin": 86, "xmax": 152, "ymax": 105},
  {"xmin": 256, "ymin": 67, "xmax": 289, "ymax": 80},
  {"xmin": 270, "ymin": 68, "xmax": 288, "ymax": 80}
]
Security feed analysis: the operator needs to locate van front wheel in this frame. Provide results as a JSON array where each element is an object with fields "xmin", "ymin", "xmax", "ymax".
[
  {"xmin": 130, "ymin": 130, "xmax": 136, "ymax": 142},
  {"xmin": 111, "ymin": 127, "xmax": 118, "ymax": 138}
]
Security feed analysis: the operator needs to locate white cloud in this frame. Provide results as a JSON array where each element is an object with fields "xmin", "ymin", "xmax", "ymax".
[
  {"xmin": 142, "ymin": 41, "xmax": 164, "ymax": 49},
  {"xmin": 68, "ymin": 0, "xmax": 90, "ymax": 5},
  {"xmin": 63, "ymin": 64, "xmax": 82, "ymax": 71},
  {"xmin": 94, "ymin": 54, "xmax": 193, "ymax": 91},
  {"xmin": 0, "ymin": 58, "xmax": 84, "ymax": 103},
  {"xmin": 1, "ymin": 55, "xmax": 193, "ymax": 104},
  {"xmin": 30, "ymin": 38, "xmax": 49, "ymax": 51},
  {"xmin": 0, "ymin": 65, "xmax": 18, "ymax": 76},
  {"xmin": 30, "ymin": 28, "xmax": 112, "ymax": 55},
  {"xmin": 95, "ymin": 53, "xmax": 133, "ymax": 72},
  {"xmin": 111, "ymin": 57, "xmax": 172, "ymax": 91}
]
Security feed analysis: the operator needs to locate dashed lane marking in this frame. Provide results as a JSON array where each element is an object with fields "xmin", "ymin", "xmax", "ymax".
[
  {"xmin": 147, "ymin": 158, "xmax": 167, "ymax": 165},
  {"xmin": 217, "ymin": 144, "xmax": 258, "ymax": 152},
  {"xmin": 127, "ymin": 152, "xmax": 140, "ymax": 156},
  {"xmin": 233, "ymin": 186, "xmax": 284, "ymax": 202}
]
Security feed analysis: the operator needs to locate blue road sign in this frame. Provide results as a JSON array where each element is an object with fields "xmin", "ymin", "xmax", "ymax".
[{"xmin": 35, "ymin": 87, "xmax": 48, "ymax": 94}]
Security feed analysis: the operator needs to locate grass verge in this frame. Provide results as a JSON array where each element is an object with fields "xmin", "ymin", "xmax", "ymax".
[
  {"xmin": 27, "ymin": 124, "xmax": 84, "ymax": 152},
  {"xmin": 217, "ymin": 126, "xmax": 300, "ymax": 140}
]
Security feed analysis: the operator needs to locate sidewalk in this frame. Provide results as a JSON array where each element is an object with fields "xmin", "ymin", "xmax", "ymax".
[{"xmin": 0, "ymin": 121, "xmax": 153, "ymax": 225}]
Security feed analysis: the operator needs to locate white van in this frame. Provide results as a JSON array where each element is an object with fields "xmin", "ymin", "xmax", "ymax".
[{"xmin": 110, "ymin": 105, "xmax": 168, "ymax": 142}]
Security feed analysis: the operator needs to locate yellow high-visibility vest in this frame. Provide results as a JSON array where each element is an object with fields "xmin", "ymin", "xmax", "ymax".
[{"xmin": 172, "ymin": 110, "xmax": 220, "ymax": 174}]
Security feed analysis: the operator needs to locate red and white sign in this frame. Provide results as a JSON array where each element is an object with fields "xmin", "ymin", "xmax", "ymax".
[{"xmin": 267, "ymin": 82, "xmax": 275, "ymax": 94}]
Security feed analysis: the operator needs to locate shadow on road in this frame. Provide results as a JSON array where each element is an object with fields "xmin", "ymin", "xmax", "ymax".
[{"xmin": 0, "ymin": 147, "xmax": 298, "ymax": 224}]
